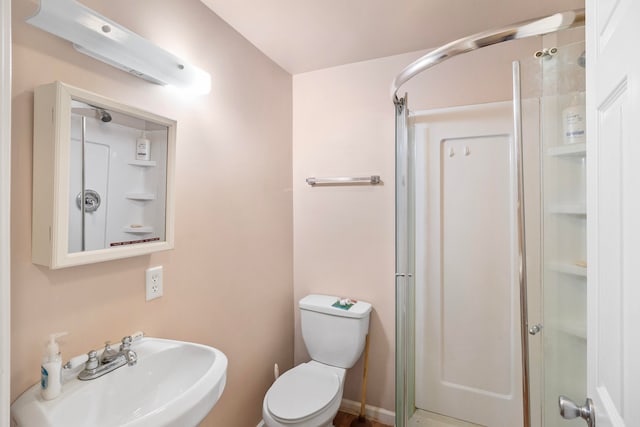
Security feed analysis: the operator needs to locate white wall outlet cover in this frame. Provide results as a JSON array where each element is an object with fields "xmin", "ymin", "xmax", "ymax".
[{"xmin": 145, "ymin": 266, "xmax": 163, "ymax": 301}]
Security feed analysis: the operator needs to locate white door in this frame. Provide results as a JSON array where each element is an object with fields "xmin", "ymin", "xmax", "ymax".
[{"xmin": 586, "ymin": 0, "xmax": 640, "ymax": 426}]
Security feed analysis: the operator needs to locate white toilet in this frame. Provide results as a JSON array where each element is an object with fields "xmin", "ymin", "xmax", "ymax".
[{"xmin": 262, "ymin": 294, "xmax": 372, "ymax": 427}]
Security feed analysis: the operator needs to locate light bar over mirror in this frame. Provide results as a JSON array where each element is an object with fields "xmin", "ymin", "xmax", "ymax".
[{"xmin": 26, "ymin": 0, "xmax": 211, "ymax": 95}]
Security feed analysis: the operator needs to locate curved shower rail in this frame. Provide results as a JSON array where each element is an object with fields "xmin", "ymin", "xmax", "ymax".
[{"xmin": 391, "ymin": 8, "xmax": 585, "ymax": 101}]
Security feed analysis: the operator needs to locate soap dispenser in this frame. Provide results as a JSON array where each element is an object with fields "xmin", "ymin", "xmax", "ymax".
[{"xmin": 41, "ymin": 332, "xmax": 67, "ymax": 400}]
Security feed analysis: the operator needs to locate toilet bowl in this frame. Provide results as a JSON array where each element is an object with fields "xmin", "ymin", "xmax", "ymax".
[
  {"xmin": 261, "ymin": 294, "xmax": 372, "ymax": 427},
  {"xmin": 262, "ymin": 361, "xmax": 345, "ymax": 427}
]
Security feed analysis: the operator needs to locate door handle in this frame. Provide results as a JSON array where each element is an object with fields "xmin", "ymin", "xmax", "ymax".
[{"xmin": 559, "ymin": 395, "xmax": 595, "ymax": 427}]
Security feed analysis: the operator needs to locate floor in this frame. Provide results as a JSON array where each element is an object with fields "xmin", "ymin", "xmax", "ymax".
[
  {"xmin": 333, "ymin": 411, "xmax": 392, "ymax": 427},
  {"xmin": 332, "ymin": 408, "xmax": 484, "ymax": 427},
  {"xmin": 408, "ymin": 410, "xmax": 484, "ymax": 427}
]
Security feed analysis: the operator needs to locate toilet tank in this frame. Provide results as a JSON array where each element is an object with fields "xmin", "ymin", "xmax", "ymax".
[{"xmin": 299, "ymin": 294, "xmax": 372, "ymax": 369}]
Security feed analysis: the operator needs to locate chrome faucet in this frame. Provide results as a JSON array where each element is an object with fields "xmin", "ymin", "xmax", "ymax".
[
  {"xmin": 78, "ymin": 336, "xmax": 138, "ymax": 381},
  {"xmin": 99, "ymin": 340, "xmax": 119, "ymax": 364}
]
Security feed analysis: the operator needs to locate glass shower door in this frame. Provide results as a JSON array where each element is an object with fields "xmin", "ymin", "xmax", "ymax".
[
  {"xmin": 541, "ymin": 40, "xmax": 587, "ymax": 427},
  {"xmin": 522, "ymin": 40, "xmax": 587, "ymax": 427},
  {"xmin": 396, "ymin": 37, "xmax": 586, "ymax": 427}
]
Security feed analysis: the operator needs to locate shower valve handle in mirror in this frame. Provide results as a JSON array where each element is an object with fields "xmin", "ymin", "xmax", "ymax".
[{"xmin": 528, "ymin": 323, "xmax": 543, "ymax": 335}]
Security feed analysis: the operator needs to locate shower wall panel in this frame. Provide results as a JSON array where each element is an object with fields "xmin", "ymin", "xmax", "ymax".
[
  {"xmin": 68, "ymin": 140, "xmax": 110, "ymax": 251},
  {"xmin": 413, "ymin": 102, "xmax": 526, "ymax": 426},
  {"xmin": 440, "ymin": 135, "xmax": 513, "ymax": 394}
]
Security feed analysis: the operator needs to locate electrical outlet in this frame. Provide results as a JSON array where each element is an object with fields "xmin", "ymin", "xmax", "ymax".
[{"xmin": 145, "ymin": 266, "xmax": 163, "ymax": 301}]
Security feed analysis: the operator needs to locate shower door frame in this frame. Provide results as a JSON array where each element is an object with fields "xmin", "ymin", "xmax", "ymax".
[{"xmin": 395, "ymin": 95, "xmax": 414, "ymax": 427}]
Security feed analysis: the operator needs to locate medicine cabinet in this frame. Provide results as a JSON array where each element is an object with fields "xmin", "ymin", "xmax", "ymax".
[{"xmin": 32, "ymin": 81, "xmax": 176, "ymax": 269}]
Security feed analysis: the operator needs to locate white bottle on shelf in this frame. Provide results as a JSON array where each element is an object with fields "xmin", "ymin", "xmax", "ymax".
[
  {"xmin": 136, "ymin": 131, "xmax": 151, "ymax": 161},
  {"xmin": 562, "ymin": 92, "xmax": 586, "ymax": 144},
  {"xmin": 41, "ymin": 331, "xmax": 67, "ymax": 400}
]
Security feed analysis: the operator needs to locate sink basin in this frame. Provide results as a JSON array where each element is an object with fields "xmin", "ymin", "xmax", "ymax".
[{"xmin": 11, "ymin": 337, "xmax": 228, "ymax": 427}]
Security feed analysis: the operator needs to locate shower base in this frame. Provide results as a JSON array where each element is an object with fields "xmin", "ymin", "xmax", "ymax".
[{"xmin": 409, "ymin": 410, "xmax": 484, "ymax": 427}]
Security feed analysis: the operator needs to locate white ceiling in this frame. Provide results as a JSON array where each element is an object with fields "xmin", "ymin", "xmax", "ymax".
[{"xmin": 200, "ymin": 0, "xmax": 585, "ymax": 74}]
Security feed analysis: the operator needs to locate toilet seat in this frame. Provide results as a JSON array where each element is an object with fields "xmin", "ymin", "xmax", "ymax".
[{"xmin": 266, "ymin": 363, "xmax": 341, "ymax": 423}]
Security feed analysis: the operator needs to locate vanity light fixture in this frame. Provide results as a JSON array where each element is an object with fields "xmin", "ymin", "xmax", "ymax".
[{"xmin": 26, "ymin": 0, "xmax": 211, "ymax": 95}]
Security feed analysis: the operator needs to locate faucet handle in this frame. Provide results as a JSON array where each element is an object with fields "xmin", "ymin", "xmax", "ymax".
[
  {"xmin": 124, "ymin": 349, "xmax": 138, "ymax": 366},
  {"xmin": 64, "ymin": 353, "xmax": 89, "ymax": 370},
  {"xmin": 85, "ymin": 350, "xmax": 99, "ymax": 371},
  {"xmin": 120, "ymin": 335, "xmax": 133, "ymax": 350}
]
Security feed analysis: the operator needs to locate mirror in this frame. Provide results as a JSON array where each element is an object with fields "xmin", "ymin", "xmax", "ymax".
[{"xmin": 32, "ymin": 82, "xmax": 176, "ymax": 269}]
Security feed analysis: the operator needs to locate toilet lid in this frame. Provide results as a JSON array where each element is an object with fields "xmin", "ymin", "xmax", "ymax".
[{"xmin": 267, "ymin": 364, "xmax": 340, "ymax": 422}]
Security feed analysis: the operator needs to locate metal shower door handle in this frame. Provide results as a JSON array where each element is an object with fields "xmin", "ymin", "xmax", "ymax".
[
  {"xmin": 528, "ymin": 323, "xmax": 543, "ymax": 335},
  {"xmin": 559, "ymin": 396, "xmax": 595, "ymax": 427}
]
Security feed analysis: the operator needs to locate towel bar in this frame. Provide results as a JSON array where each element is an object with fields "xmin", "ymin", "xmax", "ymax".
[{"xmin": 305, "ymin": 175, "xmax": 381, "ymax": 186}]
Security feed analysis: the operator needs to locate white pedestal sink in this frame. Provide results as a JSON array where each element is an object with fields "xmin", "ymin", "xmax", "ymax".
[{"xmin": 11, "ymin": 337, "xmax": 228, "ymax": 427}]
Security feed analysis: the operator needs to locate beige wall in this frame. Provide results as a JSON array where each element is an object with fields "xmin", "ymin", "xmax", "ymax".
[
  {"xmin": 11, "ymin": 1, "xmax": 292, "ymax": 426},
  {"xmin": 292, "ymin": 38, "xmax": 543, "ymax": 412}
]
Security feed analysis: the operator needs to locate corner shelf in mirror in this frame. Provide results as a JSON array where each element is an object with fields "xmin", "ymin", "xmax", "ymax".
[
  {"xmin": 123, "ymin": 226, "xmax": 154, "ymax": 234},
  {"xmin": 126, "ymin": 193, "xmax": 156, "ymax": 201},
  {"xmin": 128, "ymin": 159, "xmax": 157, "ymax": 167}
]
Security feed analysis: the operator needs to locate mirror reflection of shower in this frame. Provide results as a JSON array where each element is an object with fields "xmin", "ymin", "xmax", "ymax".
[
  {"xmin": 68, "ymin": 100, "xmax": 169, "ymax": 254},
  {"xmin": 71, "ymin": 101, "xmax": 112, "ymax": 123}
]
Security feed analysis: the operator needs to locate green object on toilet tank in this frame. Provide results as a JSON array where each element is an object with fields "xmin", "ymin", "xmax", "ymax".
[{"xmin": 332, "ymin": 298, "xmax": 357, "ymax": 310}]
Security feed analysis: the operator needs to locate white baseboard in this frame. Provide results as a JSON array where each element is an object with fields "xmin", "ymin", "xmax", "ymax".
[
  {"xmin": 340, "ymin": 398, "xmax": 395, "ymax": 426},
  {"xmin": 257, "ymin": 399, "xmax": 396, "ymax": 427}
]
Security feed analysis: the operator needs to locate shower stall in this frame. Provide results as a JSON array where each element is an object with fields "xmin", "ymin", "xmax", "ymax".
[{"xmin": 393, "ymin": 10, "xmax": 587, "ymax": 427}]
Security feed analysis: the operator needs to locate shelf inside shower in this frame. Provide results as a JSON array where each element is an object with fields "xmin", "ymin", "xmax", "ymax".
[
  {"xmin": 547, "ymin": 203, "xmax": 586, "ymax": 215},
  {"xmin": 548, "ymin": 262, "xmax": 587, "ymax": 277},
  {"xmin": 556, "ymin": 323, "xmax": 587, "ymax": 340},
  {"xmin": 547, "ymin": 142, "xmax": 586, "ymax": 157},
  {"xmin": 546, "ymin": 318, "xmax": 587, "ymax": 340}
]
